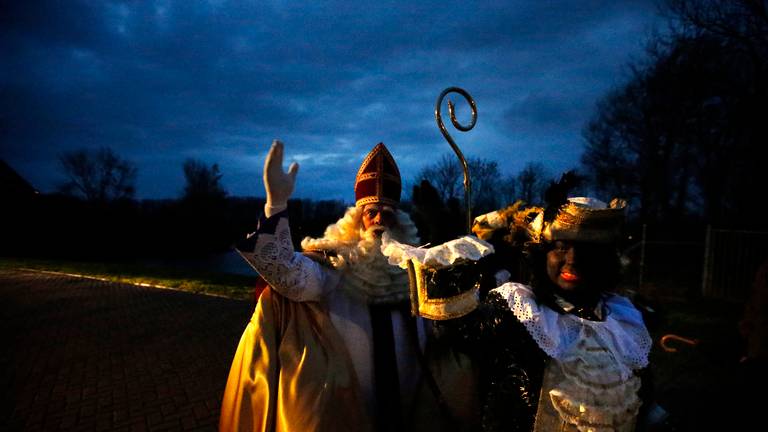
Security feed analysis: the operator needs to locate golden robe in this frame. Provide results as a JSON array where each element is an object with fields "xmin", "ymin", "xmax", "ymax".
[
  {"xmin": 219, "ymin": 287, "xmax": 479, "ymax": 432},
  {"xmin": 220, "ymin": 286, "xmax": 371, "ymax": 431}
]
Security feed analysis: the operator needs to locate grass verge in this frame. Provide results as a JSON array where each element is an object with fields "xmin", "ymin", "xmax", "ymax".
[
  {"xmin": 0, "ymin": 257, "xmax": 257, "ymax": 301},
  {"xmin": 647, "ymin": 296, "xmax": 747, "ymax": 430}
]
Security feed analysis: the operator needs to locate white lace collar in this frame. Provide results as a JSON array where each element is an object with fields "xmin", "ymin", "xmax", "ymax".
[{"xmin": 492, "ymin": 282, "xmax": 652, "ymax": 377}]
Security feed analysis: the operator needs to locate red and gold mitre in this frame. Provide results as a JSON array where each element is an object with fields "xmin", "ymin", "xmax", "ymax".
[{"xmin": 354, "ymin": 142, "xmax": 401, "ymax": 207}]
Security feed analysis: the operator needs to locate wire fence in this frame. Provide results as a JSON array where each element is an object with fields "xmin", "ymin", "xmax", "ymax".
[{"xmin": 621, "ymin": 225, "xmax": 768, "ymax": 301}]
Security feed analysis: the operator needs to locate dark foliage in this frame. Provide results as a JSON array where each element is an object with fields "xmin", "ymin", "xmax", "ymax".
[
  {"xmin": 58, "ymin": 147, "xmax": 137, "ymax": 202},
  {"xmin": 182, "ymin": 159, "xmax": 227, "ymax": 202},
  {"xmin": 410, "ymin": 180, "xmax": 465, "ymax": 244},
  {"xmin": 581, "ymin": 0, "xmax": 768, "ymax": 228},
  {"xmin": 414, "ymin": 153, "xmax": 512, "ymax": 216},
  {"xmin": 0, "ymin": 190, "xmax": 347, "ymax": 261}
]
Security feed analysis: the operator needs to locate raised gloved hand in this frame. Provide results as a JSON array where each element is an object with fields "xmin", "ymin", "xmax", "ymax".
[{"xmin": 263, "ymin": 140, "xmax": 299, "ymax": 217}]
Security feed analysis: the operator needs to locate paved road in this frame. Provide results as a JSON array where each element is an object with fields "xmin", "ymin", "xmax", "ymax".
[{"xmin": 0, "ymin": 269, "xmax": 253, "ymax": 431}]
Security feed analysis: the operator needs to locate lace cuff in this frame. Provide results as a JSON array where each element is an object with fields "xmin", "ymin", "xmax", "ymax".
[{"xmin": 241, "ymin": 212, "xmax": 327, "ymax": 302}]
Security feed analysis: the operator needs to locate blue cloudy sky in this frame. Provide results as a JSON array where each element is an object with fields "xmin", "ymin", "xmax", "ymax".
[{"xmin": 2, "ymin": 0, "xmax": 662, "ymax": 202}]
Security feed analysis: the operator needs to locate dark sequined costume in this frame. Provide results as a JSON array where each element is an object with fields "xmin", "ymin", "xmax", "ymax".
[
  {"xmin": 440, "ymin": 290, "xmax": 656, "ymax": 432},
  {"xmin": 451, "ymin": 291, "xmax": 546, "ymax": 431}
]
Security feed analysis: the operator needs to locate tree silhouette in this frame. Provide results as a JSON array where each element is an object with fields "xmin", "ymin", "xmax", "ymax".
[
  {"xmin": 59, "ymin": 147, "xmax": 137, "ymax": 202},
  {"xmin": 581, "ymin": 0, "xmax": 768, "ymax": 227},
  {"xmin": 182, "ymin": 159, "xmax": 228, "ymax": 201},
  {"xmin": 415, "ymin": 153, "xmax": 505, "ymax": 213},
  {"xmin": 173, "ymin": 159, "xmax": 230, "ymax": 254},
  {"xmin": 515, "ymin": 162, "xmax": 549, "ymax": 206},
  {"xmin": 416, "ymin": 153, "xmax": 462, "ymax": 202},
  {"xmin": 410, "ymin": 180, "xmax": 464, "ymax": 244}
]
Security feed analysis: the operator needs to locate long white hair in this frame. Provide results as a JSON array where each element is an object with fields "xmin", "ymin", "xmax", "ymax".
[
  {"xmin": 300, "ymin": 206, "xmax": 419, "ymax": 303},
  {"xmin": 300, "ymin": 206, "xmax": 420, "ymax": 268}
]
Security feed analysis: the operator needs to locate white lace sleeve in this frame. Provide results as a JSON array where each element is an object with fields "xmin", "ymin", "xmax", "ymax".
[{"xmin": 243, "ymin": 215, "xmax": 327, "ymax": 302}]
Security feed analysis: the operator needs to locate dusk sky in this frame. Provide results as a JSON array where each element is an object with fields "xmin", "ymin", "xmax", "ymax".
[{"xmin": 2, "ymin": 0, "xmax": 663, "ymax": 202}]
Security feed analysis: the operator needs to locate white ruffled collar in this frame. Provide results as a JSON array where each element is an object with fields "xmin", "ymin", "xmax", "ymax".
[{"xmin": 491, "ymin": 282, "xmax": 652, "ymax": 376}]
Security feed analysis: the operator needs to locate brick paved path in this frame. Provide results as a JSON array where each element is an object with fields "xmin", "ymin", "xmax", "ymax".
[{"xmin": 0, "ymin": 269, "xmax": 253, "ymax": 431}]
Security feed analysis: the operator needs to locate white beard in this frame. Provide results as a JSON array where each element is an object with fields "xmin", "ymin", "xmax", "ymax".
[
  {"xmin": 340, "ymin": 226, "xmax": 411, "ymax": 304},
  {"xmin": 300, "ymin": 207, "xmax": 419, "ymax": 304}
]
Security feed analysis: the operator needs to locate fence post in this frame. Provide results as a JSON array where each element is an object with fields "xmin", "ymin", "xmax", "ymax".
[
  {"xmin": 638, "ymin": 224, "xmax": 647, "ymax": 291},
  {"xmin": 701, "ymin": 224, "xmax": 712, "ymax": 297}
]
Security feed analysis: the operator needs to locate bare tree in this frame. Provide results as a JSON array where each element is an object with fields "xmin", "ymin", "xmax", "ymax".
[
  {"xmin": 516, "ymin": 162, "xmax": 548, "ymax": 206},
  {"xmin": 415, "ymin": 153, "xmax": 504, "ymax": 212},
  {"xmin": 666, "ymin": 0, "xmax": 768, "ymax": 52},
  {"xmin": 416, "ymin": 153, "xmax": 463, "ymax": 202},
  {"xmin": 59, "ymin": 147, "xmax": 137, "ymax": 202},
  {"xmin": 182, "ymin": 159, "xmax": 227, "ymax": 201},
  {"xmin": 470, "ymin": 157, "xmax": 502, "ymax": 213},
  {"xmin": 581, "ymin": 0, "xmax": 768, "ymax": 225}
]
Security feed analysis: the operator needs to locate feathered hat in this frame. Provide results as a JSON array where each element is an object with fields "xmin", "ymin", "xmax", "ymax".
[
  {"xmin": 528, "ymin": 196, "xmax": 627, "ymax": 243},
  {"xmin": 354, "ymin": 143, "xmax": 401, "ymax": 207},
  {"xmin": 472, "ymin": 171, "xmax": 627, "ymax": 244}
]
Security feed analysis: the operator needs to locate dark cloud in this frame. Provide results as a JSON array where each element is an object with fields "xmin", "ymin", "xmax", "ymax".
[{"xmin": 1, "ymin": 0, "xmax": 661, "ymax": 202}]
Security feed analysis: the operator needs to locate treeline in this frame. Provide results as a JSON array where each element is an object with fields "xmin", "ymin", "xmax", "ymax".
[
  {"xmin": 417, "ymin": 0, "xmax": 768, "ymax": 237},
  {"xmin": 6, "ymin": 1, "xmax": 765, "ymax": 260},
  {"xmin": 582, "ymin": 0, "xmax": 768, "ymax": 229},
  {"xmin": 1, "ymin": 148, "xmax": 348, "ymax": 260},
  {"xmin": 2, "ymin": 193, "xmax": 350, "ymax": 260},
  {"xmin": 2, "ymin": 142, "xmax": 563, "ymax": 260}
]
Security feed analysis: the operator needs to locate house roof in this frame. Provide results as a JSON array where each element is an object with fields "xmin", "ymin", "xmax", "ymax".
[{"xmin": 0, "ymin": 159, "xmax": 38, "ymax": 197}]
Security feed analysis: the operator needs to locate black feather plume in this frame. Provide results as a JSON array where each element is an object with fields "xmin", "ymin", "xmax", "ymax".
[{"xmin": 543, "ymin": 171, "xmax": 583, "ymax": 222}]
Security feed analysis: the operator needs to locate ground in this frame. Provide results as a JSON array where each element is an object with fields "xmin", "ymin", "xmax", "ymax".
[
  {"xmin": 1, "ymin": 268, "xmax": 757, "ymax": 431},
  {"xmin": 0, "ymin": 269, "xmax": 252, "ymax": 431},
  {"xmin": 642, "ymin": 294, "xmax": 757, "ymax": 431}
]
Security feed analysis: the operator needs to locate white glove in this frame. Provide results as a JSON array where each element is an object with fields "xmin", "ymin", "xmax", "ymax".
[{"xmin": 263, "ymin": 140, "xmax": 299, "ymax": 217}]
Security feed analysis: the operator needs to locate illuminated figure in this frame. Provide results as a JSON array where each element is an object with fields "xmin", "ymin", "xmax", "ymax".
[
  {"xmin": 445, "ymin": 177, "xmax": 666, "ymax": 431},
  {"xmin": 220, "ymin": 141, "xmax": 477, "ymax": 432}
]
